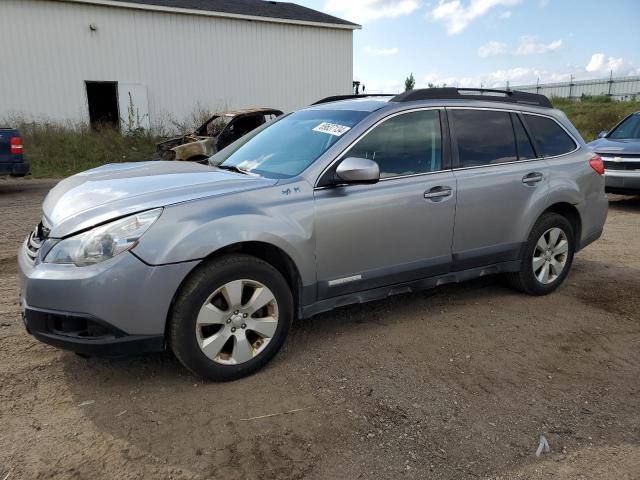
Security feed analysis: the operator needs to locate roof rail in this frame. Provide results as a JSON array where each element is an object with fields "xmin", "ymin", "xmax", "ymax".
[
  {"xmin": 390, "ymin": 88, "xmax": 553, "ymax": 108},
  {"xmin": 312, "ymin": 94, "xmax": 392, "ymax": 105}
]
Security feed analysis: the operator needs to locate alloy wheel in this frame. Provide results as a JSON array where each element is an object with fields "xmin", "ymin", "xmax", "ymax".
[
  {"xmin": 532, "ymin": 227, "xmax": 569, "ymax": 285},
  {"xmin": 195, "ymin": 279, "xmax": 279, "ymax": 365}
]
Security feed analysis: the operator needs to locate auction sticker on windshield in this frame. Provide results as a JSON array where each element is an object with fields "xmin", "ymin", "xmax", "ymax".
[{"xmin": 313, "ymin": 122, "xmax": 351, "ymax": 137}]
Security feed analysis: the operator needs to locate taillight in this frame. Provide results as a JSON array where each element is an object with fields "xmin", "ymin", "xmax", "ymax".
[
  {"xmin": 589, "ymin": 154, "xmax": 604, "ymax": 175},
  {"xmin": 10, "ymin": 137, "xmax": 23, "ymax": 155}
]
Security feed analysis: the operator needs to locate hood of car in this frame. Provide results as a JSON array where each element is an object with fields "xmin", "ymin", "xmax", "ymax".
[
  {"xmin": 588, "ymin": 137, "xmax": 640, "ymax": 155},
  {"xmin": 42, "ymin": 161, "xmax": 277, "ymax": 238}
]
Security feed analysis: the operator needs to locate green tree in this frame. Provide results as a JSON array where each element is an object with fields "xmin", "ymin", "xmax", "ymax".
[{"xmin": 404, "ymin": 73, "xmax": 416, "ymax": 91}]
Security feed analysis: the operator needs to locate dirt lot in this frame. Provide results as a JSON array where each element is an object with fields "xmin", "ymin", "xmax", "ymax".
[{"xmin": 1, "ymin": 178, "xmax": 639, "ymax": 480}]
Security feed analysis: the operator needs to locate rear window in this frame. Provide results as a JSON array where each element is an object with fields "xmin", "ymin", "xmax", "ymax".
[{"xmin": 524, "ymin": 114, "xmax": 576, "ymax": 157}]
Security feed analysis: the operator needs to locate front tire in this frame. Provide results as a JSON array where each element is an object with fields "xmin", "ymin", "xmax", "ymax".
[
  {"xmin": 507, "ymin": 213, "xmax": 575, "ymax": 296},
  {"xmin": 169, "ymin": 254, "xmax": 293, "ymax": 381}
]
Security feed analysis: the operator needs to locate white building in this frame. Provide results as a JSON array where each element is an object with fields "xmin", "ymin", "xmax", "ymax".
[{"xmin": 0, "ymin": 0, "xmax": 358, "ymax": 130}]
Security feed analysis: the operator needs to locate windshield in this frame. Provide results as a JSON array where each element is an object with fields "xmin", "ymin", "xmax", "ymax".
[
  {"xmin": 209, "ymin": 109, "xmax": 370, "ymax": 178},
  {"xmin": 608, "ymin": 113, "xmax": 640, "ymax": 140}
]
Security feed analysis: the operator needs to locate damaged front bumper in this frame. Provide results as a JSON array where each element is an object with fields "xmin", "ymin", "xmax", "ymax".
[
  {"xmin": 18, "ymin": 244, "xmax": 199, "ymax": 357},
  {"xmin": 21, "ymin": 306, "xmax": 164, "ymax": 357}
]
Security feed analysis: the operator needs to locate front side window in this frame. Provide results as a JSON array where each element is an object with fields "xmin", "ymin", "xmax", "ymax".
[
  {"xmin": 608, "ymin": 113, "xmax": 640, "ymax": 139},
  {"xmin": 451, "ymin": 110, "xmax": 517, "ymax": 167},
  {"xmin": 347, "ymin": 110, "xmax": 443, "ymax": 178},
  {"xmin": 524, "ymin": 114, "xmax": 577, "ymax": 157},
  {"xmin": 210, "ymin": 109, "xmax": 370, "ymax": 178}
]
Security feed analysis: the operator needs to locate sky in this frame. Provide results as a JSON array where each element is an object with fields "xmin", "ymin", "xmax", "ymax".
[{"xmin": 296, "ymin": 0, "xmax": 640, "ymax": 93}]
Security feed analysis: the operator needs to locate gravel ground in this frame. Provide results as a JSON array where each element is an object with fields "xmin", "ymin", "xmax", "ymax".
[{"xmin": 1, "ymin": 178, "xmax": 639, "ymax": 480}]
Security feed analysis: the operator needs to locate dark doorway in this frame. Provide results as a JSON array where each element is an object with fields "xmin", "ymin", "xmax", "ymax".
[{"xmin": 86, "ymin": 81, "xmax": 119, "ymax": 129}]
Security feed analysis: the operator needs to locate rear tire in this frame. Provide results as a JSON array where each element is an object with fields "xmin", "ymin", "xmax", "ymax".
[
  {"xmin": 507, "ymin": 213, "xmax": 575, "ymax": 296},
  {"xmin": 169, "ymin": 254, "xmax": 293, "ymax": 381}
]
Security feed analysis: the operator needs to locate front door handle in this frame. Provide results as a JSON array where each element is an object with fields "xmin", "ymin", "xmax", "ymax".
[
  {"xmin": 522, "ymin": 172, "xmax": 544, "ymax": 185},
  {"xmin": 424, "ymin": 186, "xmax": 452, "ymax": 201}
]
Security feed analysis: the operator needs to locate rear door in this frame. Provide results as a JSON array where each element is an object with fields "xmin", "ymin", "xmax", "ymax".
[{"xmin": 448, "ymin": 108, "xmax": 549, "ymax": 270}]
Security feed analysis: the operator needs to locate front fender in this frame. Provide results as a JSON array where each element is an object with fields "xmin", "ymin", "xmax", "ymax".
[{"xmin": 132, "ymin": 181, "xmax": 317, "ymax": 286}]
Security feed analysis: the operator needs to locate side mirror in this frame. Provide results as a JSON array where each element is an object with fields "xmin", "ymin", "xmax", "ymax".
[
  {"xmin": 335, "ymin": 157, "xmax": 380, "ymax": 185},
  {"xmin": 598, "ymin": 130, "xmax": 608, "ymax": 139}
]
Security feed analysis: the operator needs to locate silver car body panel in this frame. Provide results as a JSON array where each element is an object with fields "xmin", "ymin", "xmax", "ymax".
[
  {"xmin": 42, "ymin": 161, "xmax": 277, "ymax": 238},
  {"xmin": 18, "ymin": 248, "xmax": 198, "ymax": 335},
  {"xmin": 588, "ymin": 136, "xmax": 640, "ymax": 193},
  {"xmin": 133, "ymin": 179, "xmax": 317, "ymax": 286},
  {"xmin": 314, "ymin": 171, "xmax": 456, "ymax": 299},
  {"xmin": 451, "ymin": 158, "xmax": 550, "ymax": 268}
]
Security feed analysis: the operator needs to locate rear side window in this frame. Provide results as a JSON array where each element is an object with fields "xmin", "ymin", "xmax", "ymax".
[
  {"xmin": 348, "ymin": 110, "xmax": 442, "ymax": 178},
  {"xmin": 451, "ymin": 110, "xmax": 517, "ymax": 167},
  {"xmin": 524, "ymin": 114, "xmax": 576, "ymax": 157},
  {"xmin": 512, "ymin": 114, "xmax": 536, "ymax": 160}
]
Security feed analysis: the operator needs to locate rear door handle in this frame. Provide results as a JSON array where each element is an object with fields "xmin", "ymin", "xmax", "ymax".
[
  {"xmin": 522, "ymin": 172, "xmax": 544, "ymax": 185},
  {"xmin": 424, "ymin": 186, "xmax": 452, "ymax": 201}
]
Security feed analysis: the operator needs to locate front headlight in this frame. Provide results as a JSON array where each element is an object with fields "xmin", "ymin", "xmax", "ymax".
[{"xmin": 44, "ymin": 208, "xmax": 162, "ymax": 267}]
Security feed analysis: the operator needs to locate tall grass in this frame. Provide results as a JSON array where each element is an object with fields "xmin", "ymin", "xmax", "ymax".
[
  {"xmin": 5, "ymin": 104, "xmax": 222, "ymax": 178},
  {"xmin": 552, "ymin": 96, "xmax": 640, "ymax": 142},
  {"xmin": 16, "ymin": 121, "xmax": 160, "ymax": 178}
]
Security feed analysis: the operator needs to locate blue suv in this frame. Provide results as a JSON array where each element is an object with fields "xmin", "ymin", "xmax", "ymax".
[{"xmin": 0, "ymin": 127, "xmax": 30, "ymax": 177}]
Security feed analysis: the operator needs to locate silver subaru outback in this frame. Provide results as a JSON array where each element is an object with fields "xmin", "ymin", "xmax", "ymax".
[{"xmin": 19, "ymin": 88, "xmax": 608, "ymax": 381}]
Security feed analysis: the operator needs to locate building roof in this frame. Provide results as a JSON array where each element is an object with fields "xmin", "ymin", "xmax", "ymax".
[{"xmin": 66, "ymin": 0, "xmax": 360, "ymax": 29}]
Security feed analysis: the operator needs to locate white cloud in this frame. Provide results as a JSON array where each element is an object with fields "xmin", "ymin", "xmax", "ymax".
[
  {"xmin": 499, "ymin": 10, "xmax": 512, "ymax": 18},
  {"xmin": 324, "ymin": 0, "xmax": 419, "ymax": 24},
  {"xmin": 428, "ymin": 0, "xmax": 520, "ymax": 35},
  {"xmin": 478, "ymin": 41, "xmax": 507, "ymax": 58},
  {"xmin": 515, "ymin": 36, "xmax": 562, "ymax": 55},
  {"xmin": 586, "ymin": 53, "xmax": 628, "ymax": 74},
  {"xmin": 476, "ymin": 36, "xmax": 561, "ymax": 58},
  {"xmin": 364, "ymin": 46, "xmax": 400, "ymax": 55}
]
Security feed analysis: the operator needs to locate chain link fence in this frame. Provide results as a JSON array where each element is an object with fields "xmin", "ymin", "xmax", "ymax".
[{"xmin": 513, "ymin": 75, "xmax": 640, "ymax": 101}]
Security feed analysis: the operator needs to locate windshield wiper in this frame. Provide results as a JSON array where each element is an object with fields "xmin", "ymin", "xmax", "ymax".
[{"xmin": 217, "ymin": 164, "xmax": 251, "ymax": 175}]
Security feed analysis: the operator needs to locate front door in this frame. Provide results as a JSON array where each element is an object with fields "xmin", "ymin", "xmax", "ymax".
[{"xmin": 314, "ymin": 109, "xmax": 457, "ymax": 299}]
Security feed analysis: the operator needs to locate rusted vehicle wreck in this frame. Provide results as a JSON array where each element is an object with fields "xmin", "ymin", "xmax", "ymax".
[{"xmin": 157, "ymin": 108, "xmax": 283, "ymax": 162}]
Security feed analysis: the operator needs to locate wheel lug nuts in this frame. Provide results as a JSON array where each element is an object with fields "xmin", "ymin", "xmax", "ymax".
[
  {"xmin": 234, "ymin": 310, "xmax": 239, "ymax": 315},
  {"xmin": 231, "ymin": 327, "xmax": 236, "ymax": 333},
  {"xmin": 243, "ymin": 313, "xmax": 248, "ymax": 318},
  {"xmin": 241, "ymin": 324, "xmax": 246, "ymax": 329},
  {"xmin": 226, "ymin": 319, "xmax": 231, "ymax": 324}
]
